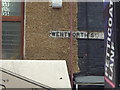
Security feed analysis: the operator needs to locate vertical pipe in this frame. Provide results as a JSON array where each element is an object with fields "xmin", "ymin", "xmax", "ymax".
[
  {"xmin": 69, "ymin": 1, "xmax": 73, "ymax": 87},
  {"xmin": 21, "ymin": 2, "xmax": 24, "ymax": 59},
  {"xmin": 0, "ymin": 1, "xmax": 2, "ymax": 83},
  {"xmin": 0, "ymin": 0, "xmax": 2, "ymax": 59}
]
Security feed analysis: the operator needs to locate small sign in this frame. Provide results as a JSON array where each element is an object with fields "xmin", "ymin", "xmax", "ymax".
[
  {"xmin": 51, "ymin": 0, "xmax": 62, "ymax": 8},
  {"xmin": 50, "ymin": 31, "xmax": 104, "ymax": 39}
]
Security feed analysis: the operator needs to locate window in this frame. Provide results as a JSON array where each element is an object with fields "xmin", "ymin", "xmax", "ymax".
[
  {"xmin": 77, "ymin": 2, "xmax": 104, "ymax": 76},
  {"xmin": 78, "ymin": 2, "xmax": 104, "ymax": 31},
  {"xmin": 1, "ymin": 1, "xmax": 24, "ymax": 59}
]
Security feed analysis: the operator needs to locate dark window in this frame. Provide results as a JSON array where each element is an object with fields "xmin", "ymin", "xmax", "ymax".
[
  {"xmin": 78, "ymin": 2, "xmax": 104, "ymax": 31},
  {"xmin": 77, "ymin": 2, "xmax": 104, "ymax": 76},
  {"xmin": 1, "ymin": 1, "xmax": 24, "ymax": 59}
]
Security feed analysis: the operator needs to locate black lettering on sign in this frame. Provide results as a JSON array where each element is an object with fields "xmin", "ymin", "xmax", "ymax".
[{"xmin": 49, "ymin": 31, "xmax": 104, "ymax": 39}]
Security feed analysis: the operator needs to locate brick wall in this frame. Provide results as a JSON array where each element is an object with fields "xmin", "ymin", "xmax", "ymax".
[{"xmin": 25, "ymin": 2, "xmax": 79, "ymax": 73}]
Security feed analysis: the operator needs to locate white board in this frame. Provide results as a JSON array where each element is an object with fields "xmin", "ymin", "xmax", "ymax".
[{"xmin": 0, "ymin": 60, "xmax": 71, "ymax": 89}]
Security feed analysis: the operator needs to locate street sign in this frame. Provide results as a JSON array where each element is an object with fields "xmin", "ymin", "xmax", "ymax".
[{"xmin": 50, "ymin": 31, "xmax": 104, "ymax": 39}]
